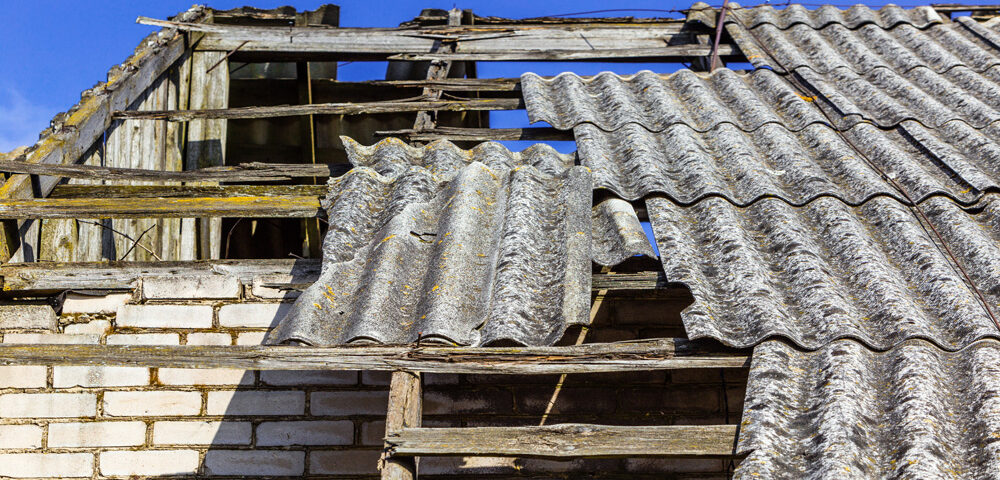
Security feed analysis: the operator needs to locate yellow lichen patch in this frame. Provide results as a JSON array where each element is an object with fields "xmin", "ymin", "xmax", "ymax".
[
  {"xmin": 381, "ymin": 234, "xmax": 396, "ymax": 243},
  {"xmin": 313, "ymin": 303, "xmax": 323, "ymax": 309}
]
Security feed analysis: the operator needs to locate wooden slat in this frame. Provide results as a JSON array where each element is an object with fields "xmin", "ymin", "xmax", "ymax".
[
  {"xmin": 385, "ymin": 424, "xmax": 740, "ymax": 457},
  {"xmin": 382, "ymin": 371, "xmax": 422, "ymax": 479},
  {"xmin": 113, "ymin": 98, "xmax": 523, "ymax": 121},
  {"xmin": 0, "ymin": 259, "xmax": 668, "ymax": 294},
  {"xmin": 388, "ymin": 45, "xmax": 737, "ymax": 62},
  {"xmin": 378, "ymin": 127, "xmax": 573, "ymax": 142},
  {"xmin": 49, "ymin": 184, "xmax": 328, "ymax": 199},
  {"xmin": 0, "ymin": 160, "xmax": 346, "ymax": 183},
  {"xmin": 0, "ymin": 196, "xmax": 322, "ymax": 219},
  {"xmin": 0, "ymin": 340, "xmax": 748, "ymax": 373}
]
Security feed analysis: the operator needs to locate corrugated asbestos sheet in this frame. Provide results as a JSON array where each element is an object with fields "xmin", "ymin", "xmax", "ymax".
[
  {"xmin": 266, "ymin": 140, "xmax": 652, "ymax": 346},
  {"xmin": 726, "ymin": 3, "xmax": 943, "ymax": 30},
  {"xmin": 737, "ymin": 338, "xmax": 1000, "ymax": 479},
  {"xmin": 522, "ymin": 69, "xmax": 1000, "ymax": 205},
  {"xmin": 646, "ymin": 194, "xmax": 1000, "ymax": 350}
]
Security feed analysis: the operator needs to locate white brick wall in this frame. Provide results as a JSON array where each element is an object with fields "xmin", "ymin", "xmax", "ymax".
[
  {"xmin": 142, "ymin": 275, "xmax": 242, "ymax": 300},
  {"xmin": 0, "ymin": 425, "xmax": 43, "ymax": 448},
  {"xmin": 152, "ymin": 421, "xmax": 251, "ymax": 445},
  {"xmin": 0, "ymin": 393, "xmax": 96, "ymax": 418},
  {"xmin": 158, "ymin": 368, "xmax": 252, "ymax": 386},
  {"xmin": 116, "ymin": 304, "xmax": 213, "ymax": 329},
  {"xmin": 256, "ymin": 420, "xmax": 354, "ymax": 446},
  {"xmin": 186, "ymin": 332, "xmax": 232, "ymax": 345},
  {"xmin": 48, "ymin": 421, "xmax": 146, "ymax": 447},
  {"xmin": 207, "ymin": 390, "xmax": 304, "ymax": 415},
  {"xmin": 104, "ymin": 391, "xmax": 201, "ymax": 416},
  {"xmin": 99, "ymin": 450, "xmax": 200, "ymax": 476},
  {"xmin": 0, "ymin": 305, "xmax": 56, "ymax": 330},
  {"xmin": 218, "ymin": 303, "xmax": 291, "ymax": 328},
  {"xmin": 61, "ymin": 293, "xmax": 131, "ymax": 314},
  {"xmin": 3, "ymin": 333, "xmax": 100, "ymax": 344},
  {"xmin": 53, "ymin": 366, "xmax": 149, "ymax": 388},
  {"xmin": 106, "ymin": 333, "xmax": 179, "ymax": 345},
  {"xmin": 63, "ymin": 320, "xmax": 112, "ymax": 335},
  {"xmin": 204, "ymin": 450, "xmax": 306, "ymax": 476},
  {"xmin": 0, "ymin": 453, "xmax": 93, "ymax": 478},
  {"xmin": 0, "ymin": 366, "xmax": 47, "ymax": 388}
]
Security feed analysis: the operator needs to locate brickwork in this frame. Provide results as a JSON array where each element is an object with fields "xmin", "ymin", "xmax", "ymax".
[{"xmin": 0, "ymin": 285, "xmax": 745, "ymax": 478}]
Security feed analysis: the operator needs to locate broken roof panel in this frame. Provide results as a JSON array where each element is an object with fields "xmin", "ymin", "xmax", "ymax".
[
  {"xmin": 266, "ymin": 161, "xmax": 593, "ymax": 347},
  {"xmin": 737, "ymin": 338, "xmax": 1000, "ymax": 479},
  {"xmin": 646, "ymin": 194, "xmax": 1000, "ymax": 350},
  {"xmin": 520, "ymin": 69, "xmax": 826, "ymax": 132}
]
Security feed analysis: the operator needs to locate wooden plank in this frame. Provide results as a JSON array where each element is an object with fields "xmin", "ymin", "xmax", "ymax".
[
  {"xmin": 49, "ymin": 184, "xmax": 328, "ymax": 199},
  {"xmin": 0, "ymin": 160, "xmax": 346, "ymax": 183},
  {"xmin": 0, "ymin": 259, "xmax": 667, "ymax": 293},
  {"xmin": 411, "ymin": 9, "xmax": 462, "ymax": 136},
  {"xmin": 113, "ymin": 98, "xmax": 524, "ymax": 121},
  {"xmin": 388, "ymin": 45, "xmax": 737, "ymax": 62},
  {"xmin": 378, "ymin": 127, "xmax": 572, "ymax": 142},
  {"xmin": 0, "ymin": 339, "xmax": 748, "ymax": 373},
  {"xmin": 0, "ymin": 196, "xmax": 323, "ymax": 220},
  {"xmin": 385, "ymin": 424, "xmax": 740, "ymax": 458},
  {"xmin": 382, "ymin": 371, "xmax": 422, "ymax": 479},
  {"xmin": 186, "ymin": 50, "xmax": 229, "ymax": 260}
]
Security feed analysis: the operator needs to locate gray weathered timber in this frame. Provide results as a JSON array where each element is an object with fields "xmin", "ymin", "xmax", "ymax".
[
  {"xmin": 49, "ymin": 184, "xmax": 329, "ymax": 199},
  {"xmin": 0, "ymin": 340, "xmax": 749, "ymax": 373},
  {"xmin": 0, "ymin": 258, "xmax": 665, "ymax": 294},
  {"xmin": 113, "ymin": 98, "xmax": 523, "ymax": 121},
  {"xmin": 383, "ymin": 371, "xmax": 421, "ymax": 480},
  {"xmin": 410, "ymin": 9, "xmax": 461, "ymax": 136},
  {"xmin": 0, "ymin": 196, "xmax": 323, "ymax": 219},
  {"xmin": 376, "ymin": 127, "xmax": 573, "ymax": 142},
  {"xmin": 386, "ymin": 45, "xmax": 738, "ymax": 61},
  {"xmin": 385, "ymin": 424, "xmax": 740, "ymax": 458},
  {"xmin": 0, "ymin": 160, "xmax": 345, "ymax": 182}
]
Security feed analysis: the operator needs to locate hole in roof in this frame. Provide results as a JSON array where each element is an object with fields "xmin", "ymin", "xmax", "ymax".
[
  {"xmin": 641, "ymin": 221, "xmax": 660, "ymax": 257},
  {"xmin": 478, "ymin": 61, "xmax": 690, "ymax": 78}
]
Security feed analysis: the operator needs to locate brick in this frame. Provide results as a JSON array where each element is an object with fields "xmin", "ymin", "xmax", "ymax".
[
  {"xmin": 63, "ymin": 320, "xmax": 112, "ymax": 335},
  {"xmin": 620, "ymin": 387, "xmax": 721, "ymax": 414},
  {"xmin": 49, "ymin": 421, "xmax": 146, "ymax": 447},
  {"xmin": 0, "ymin": 453, "xmax": 92, "ymax": 477},
  {"xmin": 260, "ymin": 370, "xmax": 356, "ymax": 386},
  {"xmin": 103, "ymin": 391, "xmax": 201, "ymax": 416},
  {"xmin": 2, "ymin": 333, "xmax": 99, "ymax": 344},
  {"xmin": 115, "ymin": 304, "xmax": 213, "ymax": 329},
  {"xmin": 360, "ymin": 420, "xmax": 385, "ymax": 446},
  {"xmin": 207, "ymin": 390, "xmax": 304, "ymax": 415},
  {"xmin": 99, "ymin": 450, "xmax": 199, "ymax": 476},
  {"xmin": 0, "ymin": 425, "xmax": 42, "ymax": 448},
  {"xmin": 0, "ymin": 365, "xmax": 47, "ymax": 388},
  {"xmin": 204, "ymin": 450, "xmax": 305, "ymax": 476},
  {"xmin": 218, "ymin": 303, "xmax": 290, "ymax": 328},
  {"xmin": 107, "ymin": 333, "xmax": 180, "ymax": 345},
  {"xmin": 61, "ymin": 293, "xmax": 131, "ymax": 314},
  {"xmin": 251, "ymin": 274, "xmax": 304, "ymax": 299},
  {"xmin": 186, "ymin": 332, "xmax": 232, "ymax": 345},
  {"xmin": 514, "ymin": 387, "xmax": 616, "ymax": 415},
  {"xmin": 362, "ymin": 370, "xmax": 391, "ymax": 386},
  {"xmin": 0, "ymin": 393, "xmax": 95, "ymax": 418},
  {"xmin": 153, "ymin": 421, "xmax": 251, "ymax": 445},
  {"xmin": 625, "ymin": 458, "xmax": 725, "ymax": 473},
  {"xmin": 236, "ymin": 331, "xmax": 268, "ymax": 345},
  {"xmin": 424, "ymin": 373, "xmax": 461, "ymax": 385},
  {"xmin": 309, "ymin": 449, "xmax": 381, "ymax": 475},
  {"xmin": 158, "ymin": 368, "xmax": 252, "ymax": 386},
  {"xmin": 0, "ymin": 305, "xmax": 56, "ymax": 330},
  {"xmin": 310, "ymin": 391, "xmax": 388, "ymax": 416},
  {"xmin": 53, "ymin": 366, "xmax": 149, "ymax": 387},
  {"xmin": 142, "ymin": 275, "xmax": 241, "ymax": 300},
  {"xmin": 671, "ymin": 368, "xmax": 723, "ymax": 384},
  {"xmin": 257, "ymin": 420, "xmax": 353, "ymax": 446},
  {"xmin": 422, "ymin": 388, "xmax": 513, "ymax": 415}
]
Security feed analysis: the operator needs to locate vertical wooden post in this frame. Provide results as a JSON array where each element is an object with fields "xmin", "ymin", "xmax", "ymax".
[
  {"xmin": 296, "ymin": 60, "xmax": 322, "ymax": 259},
  {"xmin": 410, "ymin": 9, "xmax": 463, "ymax": 141},
  {"xmin": 382, "ymin": 370, "xmax": 422, "ymax": 480}
]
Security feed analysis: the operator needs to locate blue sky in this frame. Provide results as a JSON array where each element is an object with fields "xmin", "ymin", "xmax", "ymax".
[{"xmin": 0, "ymin": 0, "xmax": 988, "ymax": 152}]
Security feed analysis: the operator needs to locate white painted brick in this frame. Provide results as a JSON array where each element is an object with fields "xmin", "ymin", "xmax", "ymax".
[
  {"xmin": 2, "ymin": 333, "xmax": 99, "ymax": 344},
  {"xmin": 142, "ymin": 275, "xmax": 241, "ymax": 300},
  {"xmin": 158, "ymin": 368, "xmax": 252, "ymax": 386},
  {"xmin": 0, "ymin": 366, "xmax": 47, "ymax": 388},
  {"xmin": 116, "ymin": 304, "xmax": 213, "ymax": 329},
  {"xmin": 207, "ymin": 390, "xmax": 304, "ymax": 415},
  {"xmin": 260, "ymin": 370, "xmax": 357, "ymax": 386},
  {"xmin": 99, "ymin": 450, "xmax": 199, "ymax": 476},
  {"xmin": 48, "ymin": 421, "xmax": 146, "ymax": 447},
  {"xmin": 236, "ymin": 331, "xmax": 268, "ymax": 345},
  {"xmin": 0, "ymin": 305, "xmax": 56, "ymax": 330},
  {"xmin": 0, "ymin": 453, "xmax": 92, "ymax": 477},
  {"xmin": 53, "ymin": 366, "xmax": 149, "ymax": 387},
  {"xmin": 61, "ymin": 293, "xmax": 131, "ymax": 314},
  {"xmin": 153, "ymin": 421, "xmax": 251, "ymax": 445},
  {"xmin": 0, "ymin": 425, "xmax": 42, "ymax": 448},
  {"xmin": 103, "ymin": 391, "xmax": 201, "ymax": 416},
  {"xmin": 251, "ymin": 274, "xmax": 303, "ymax": 299},
  {"xmin": 63, "ymin": 320, "xmax": 112, "ymax": 335},
  {"xmin": 218, "ymin": 303, "xmax": 290, "ymax": 328},
  {"xmin": 0, "ymin": 393, "xmax": 96, "ymax": 418},
  {"xmin": 256, "ymin": 420, "xmax": 353, "ymax": 446},
  {"xmin": 106, "ymin": 333, "xmax": 179, "ymax": 345},
  {"xmin": 204, "ymin": 450, "xmax": 305, "ymax": 476},
  {"xmin": 186, "ymin": 332, "xmax": 232, "ymax": 345}
]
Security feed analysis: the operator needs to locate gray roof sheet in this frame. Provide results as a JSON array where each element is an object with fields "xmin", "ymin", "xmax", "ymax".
[
  {"xmin": 646, "ymin": 194, "xmax": 1000, "ymax": 350},
  {"xmin": 737, "ymin": 338, "xmax": 1000, "ymax": 479},
  {"xmin": 727, "ymin": 3, "xmax": 943, "ymax": 30}
]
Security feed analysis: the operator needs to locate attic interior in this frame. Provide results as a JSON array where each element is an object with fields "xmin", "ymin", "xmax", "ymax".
[{"xmin": 2, "ymin": 2, "xmax": 1000, "ymax": 479}]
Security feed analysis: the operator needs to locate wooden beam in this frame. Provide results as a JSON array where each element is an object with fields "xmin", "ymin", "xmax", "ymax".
[
  {"xmin": 382, "ymin": 371, "xmax": 422, "ymax": 479},
  {"xmin": 385, "ymin": 424, "xmax": 740, "ymax": 458},
  {"xmin": 113, "ymin": 98, "xmax": 523, "ymax": 121},
  {"xmin": 49, "ymin": 184, "xmax": 328, "ymax": 199},
  {"xmin": 387, "ymin": 45, "xmax": 738, "ymax": 62},
  {"xmin": 0, "ymin": 340, "xmax": 748, "ymax": 373},
  {"xmin": 411, "ymin": 9, "xmax": 462, "ymax": 138},
  {"xmin": 0, "ymin": 196, "xmax": 323, "ymax": 219},
  {"xmin": 0, "ymin": 160, "xmax": 346, "ymax": 183},
  {"xmin": 378, "ymin": 127, "xmax": 572, "ymax": 142},
  {"xmin": 0, "ymin": 259, "xmax": 670, "ymax": 293}
]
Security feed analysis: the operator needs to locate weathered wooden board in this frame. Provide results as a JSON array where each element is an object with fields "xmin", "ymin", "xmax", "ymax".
[
  {"xmin": 0, "ymin": 196, "xmax": 323, "ymax": 219},
  {"xmin": 50, "ymin": 184, "xmax": 328, "ymax": 199},
  {"xmin": 386, "ymin": 424, "xmax": 741, "ymax": 457},
  {"xmin": 377, "ymin": 127, "xmax": 572, "ymax": 142},
  {"xmin": 0, "ymin": 339, "xmax": 748, "ymax": 373},
  {"xmin": 383, "ymin": 371, "xmax": 422, "ymax": 480},
  {"xmin": 388, "ymin": 45, "xmax": 737, "ymax": 62},
  {"xmin": 0, "ymin": 160, "xmax": 344, "ymax": 183}
]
